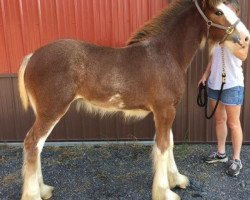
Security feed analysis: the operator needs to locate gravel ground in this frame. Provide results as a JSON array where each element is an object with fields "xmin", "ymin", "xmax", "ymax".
[{"xmin": 0, "ymin": 143, "xmax": 249, "ymax": 200}]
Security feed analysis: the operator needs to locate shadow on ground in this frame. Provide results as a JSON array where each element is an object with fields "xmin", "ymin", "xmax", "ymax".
[{"xmin": 0, "ymin": 144, "xmax": 249, "ymax": 200}]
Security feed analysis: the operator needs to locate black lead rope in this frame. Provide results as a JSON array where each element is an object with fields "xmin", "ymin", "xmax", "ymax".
[
  {"xmin": 197, "ymin": 82, "xmax": 208, "ymax": 107},
  {"xmin": 197, "ymin": 82, "xmax": 225, "ymax": 119},
  {"xmin": 197, "ymin": 47, "xmax": 226, "ymax": 119}
]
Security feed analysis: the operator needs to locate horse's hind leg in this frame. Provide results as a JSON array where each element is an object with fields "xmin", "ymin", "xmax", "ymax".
[
  {"xmin": 21, "ymin": 117, "xmax": 59, "ymax": 200},
  {"xmin": 37, "ymin": 119, "xmax": 58, "ymax": 200},
  {"xmin": 152, "ymin": 105, "xmax": 180, "ymax": 200},
  {"xmin": 167, "ymin": 129, "xmax": 189, "ymax": 189},
  {"xmin": 21, "ymin": 101, "xmax": 71, "ymax": 200}
]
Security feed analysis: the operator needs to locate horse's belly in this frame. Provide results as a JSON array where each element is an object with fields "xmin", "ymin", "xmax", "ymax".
[{"xmin": 75, "ymin": 95, "xmax": 150, "ymax": 120}]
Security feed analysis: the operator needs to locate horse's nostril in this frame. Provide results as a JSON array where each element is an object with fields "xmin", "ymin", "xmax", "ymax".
[{"xmin": 245, "ymin": 36, "xmax": 249, "ymax": 42}]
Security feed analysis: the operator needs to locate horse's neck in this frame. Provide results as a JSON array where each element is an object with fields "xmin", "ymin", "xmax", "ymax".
[{"xmin": 150, "ymin": 4, "xmax": 206, "ymax": 71}]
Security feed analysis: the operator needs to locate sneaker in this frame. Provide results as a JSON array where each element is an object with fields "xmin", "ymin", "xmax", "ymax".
[
  {"xmin": 204, "ymin": 152, "xmax": 228, "ymax": 163},
  {"xmin": 226, "ymin": 159, "xmax": 242, "ymax": 177}
]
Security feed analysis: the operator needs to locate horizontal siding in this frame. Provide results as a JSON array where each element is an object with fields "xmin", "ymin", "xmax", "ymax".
[
  {"xmin": 1, "ymin": 76, "xmax": 250, "ymax": 143},
  {"xmin": 0, "ymin": 0, "xmax": 250, "ymax": 143},
  {"xmin": 0, "ymin": 0, "xmax": 167, "ymax": 74},
  {"xmin": 0, "ymin": 0, "xmax": 167, "ymax": 141},
  {"xmin": 240, "ymin": 0, "xmax": 250, "ymax": 144},
  {"xmin": 0, "ymin": 76, "xmax": 155, "ymax": 141}
]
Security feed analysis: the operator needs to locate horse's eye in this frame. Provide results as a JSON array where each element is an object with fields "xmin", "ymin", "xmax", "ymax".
[{"xmin": 215, "ymin": 10, "xmax": 224, "ymax": 16}]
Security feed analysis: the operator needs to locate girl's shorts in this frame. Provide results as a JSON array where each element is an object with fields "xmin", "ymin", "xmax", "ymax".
[{"xmin": 207, "ymin": 86, "xmax": 244, "ymax": 106}]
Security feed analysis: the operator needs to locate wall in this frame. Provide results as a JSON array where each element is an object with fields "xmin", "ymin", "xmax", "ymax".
[
  {"xmin": 0, "ymin": 0, "xmax": 250, "ymax": 143},
  {"xmin": 0, "ymin": 0, "xmax": 167, "ymax": 73}
]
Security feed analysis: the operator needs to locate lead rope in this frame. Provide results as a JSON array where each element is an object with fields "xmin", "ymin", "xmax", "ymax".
[{"xmin": 197, "ymin": 47, "xmax": 226, "ymax": 119}]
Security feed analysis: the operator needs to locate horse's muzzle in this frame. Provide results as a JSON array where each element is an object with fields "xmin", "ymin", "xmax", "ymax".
[
  {"xmin": 231, "ymin": 35, "xmax": 245, "ymax": 48},
  {"xmin": 229, "ymin": 30, "xmax": 250, "ymax": 49}
]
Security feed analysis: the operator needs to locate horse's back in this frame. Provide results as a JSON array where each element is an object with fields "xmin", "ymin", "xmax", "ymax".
[{"xmin": 22, "ymin": 38, "xmax": 183, "ymax": 115}]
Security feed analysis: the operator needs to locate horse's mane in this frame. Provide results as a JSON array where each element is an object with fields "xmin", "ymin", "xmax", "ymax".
[
  {"xmin": 126, "ymin": 0, "xmax": 223, "ymax": 45},
  {"xmin": 126, "ymin": 1, "xmax": 191, "ymax": 45}
]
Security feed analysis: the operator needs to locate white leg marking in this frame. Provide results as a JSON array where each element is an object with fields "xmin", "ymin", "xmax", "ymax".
[
  {"xmin": 152, "ymin": 144, "xmax": 180, "ymax": 200},
  {"xmin": 36, "ymin": 121, "xmax": 58, "ymax": 153},
  {"xmin": 153, "ymin": 145, "xmax": 169, "ymax": 189},
  {"xmin": 26, "ymin": 174, "xmax": 40, "ymax": 196},
  {"xmin": 167, "ymin": 130, "xmax": 189, "ymax": 189},
  {"xmin": 22, "ymin": 121, "xmax": 58, "ymax": 200},
  {"xmin": 37, "ymin": 122, "xmax": 58, "ymax": 199},
  {"xmin": 22, "ymin": 150, "xmax": 41, "ymax": 200},
  {"xmin": 38, "ymin": 154, "xmax": 54, "ymax": 199}
]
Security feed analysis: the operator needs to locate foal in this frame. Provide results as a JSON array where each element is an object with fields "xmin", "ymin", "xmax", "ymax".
[{"xmin": 19, "ymin": 0, "xmax": 249, "ymax": 199}]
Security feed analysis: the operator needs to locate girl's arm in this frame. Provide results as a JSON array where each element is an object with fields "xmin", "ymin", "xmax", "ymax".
[{"xmin": 198, "ymin": 58, "xmax": 212, "ymax": 86}]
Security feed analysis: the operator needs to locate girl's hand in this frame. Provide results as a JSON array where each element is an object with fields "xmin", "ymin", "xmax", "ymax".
[{"xmin": 198, "ymin": 76, "xmax": 207, "ymax": 87}]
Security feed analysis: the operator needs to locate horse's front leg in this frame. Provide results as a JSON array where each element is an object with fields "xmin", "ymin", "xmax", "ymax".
[
  {"xmin": 167, "ymin": 129, "xmax": 189, "ymax": 189},
  {"xmin": 152, "ymin": 105, "xmax": 180, "ymax": 200}
]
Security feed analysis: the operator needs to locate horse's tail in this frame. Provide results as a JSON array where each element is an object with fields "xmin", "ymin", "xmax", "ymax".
[{"xmin": 18, "ymin": 53, "xmax": 33, "ymax": 111}]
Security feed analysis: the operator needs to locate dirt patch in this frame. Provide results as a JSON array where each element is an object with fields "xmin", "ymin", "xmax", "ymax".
[{"xmin": 0, "ymin": 144, "xmax": 249, "ymax": 199}]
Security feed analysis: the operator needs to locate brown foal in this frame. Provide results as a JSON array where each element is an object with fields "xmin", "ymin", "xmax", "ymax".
[{"xmin": 18, "ymin": 0, "xmax": 249, "ymax": 199}]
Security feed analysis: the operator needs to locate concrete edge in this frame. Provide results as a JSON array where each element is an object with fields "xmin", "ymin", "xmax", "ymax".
[{"xmin": 0, "ymin": 141, "xmax": 154, "ymax": 147}]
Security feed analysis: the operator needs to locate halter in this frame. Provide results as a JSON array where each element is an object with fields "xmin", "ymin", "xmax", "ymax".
[{"xmin": 194, "ymin": 0, "xmax": 240, "ymax": 41}]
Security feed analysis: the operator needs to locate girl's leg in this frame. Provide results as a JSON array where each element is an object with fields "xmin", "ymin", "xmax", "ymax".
[
  {"xmin": 210, "ymin": 100, "xmax": 228, "ymax": 154},
  {"xmin": 225, "ymin": 105, "xmax": 243, "ymax": 160}
]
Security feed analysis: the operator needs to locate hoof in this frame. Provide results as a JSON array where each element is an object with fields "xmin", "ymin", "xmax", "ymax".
[
  {"xmin": 177, "ymin": 174, "xmax": 189, "ymax": 189},
  {"xmin": 169, "ymin": 173, "xmax": 189, "ymax": 189},
  {"xmin": 40, "ymin": 184, "xmax": 54, "ymax": 200},
  {"xmin": 21, "ymin": 194, "xmax": 42, "ymax": 200},
  {"xmin": 166, "ymin": 189, "xmax": 181, "ymax": 200},
  {"xmin": 153, "ymin": 188, "xmax": 180, "ymax": 200}
]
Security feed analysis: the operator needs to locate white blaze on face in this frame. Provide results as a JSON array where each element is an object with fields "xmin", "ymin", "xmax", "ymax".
[{"xmin": 217, "ymin": 3, "xmax": 249, "ymax": 36}]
